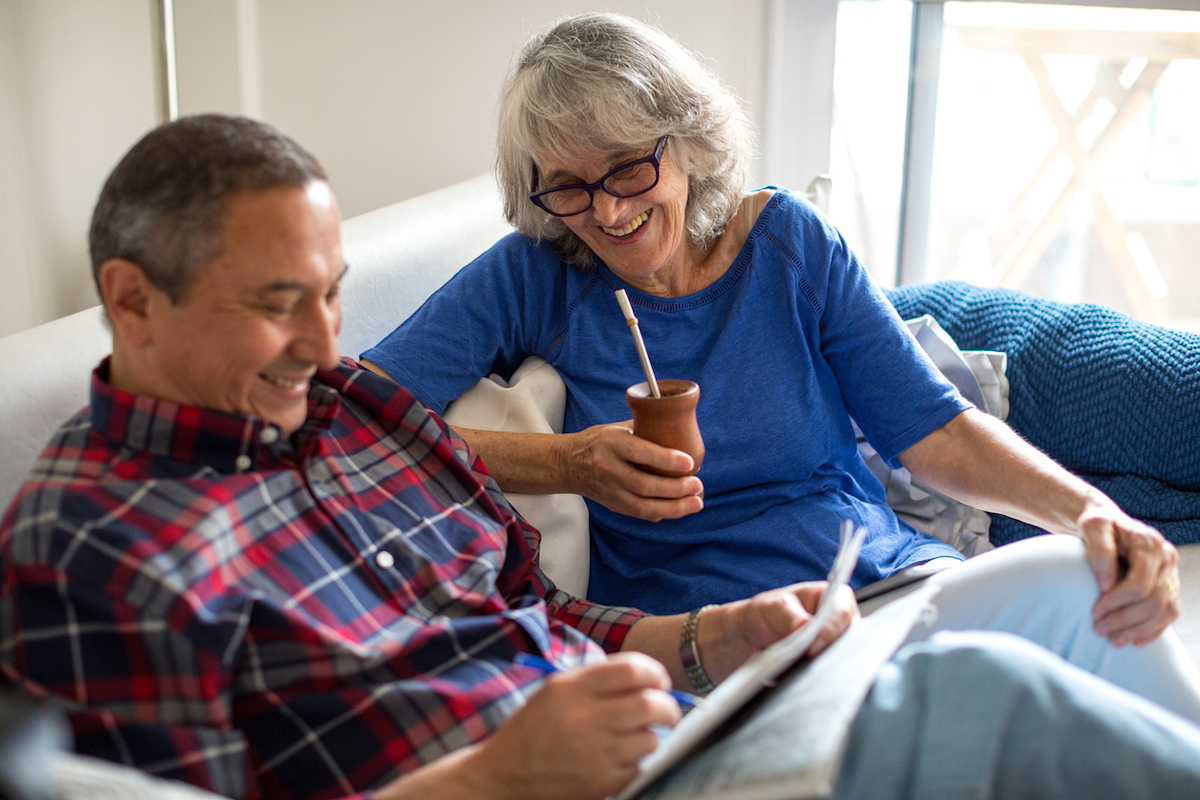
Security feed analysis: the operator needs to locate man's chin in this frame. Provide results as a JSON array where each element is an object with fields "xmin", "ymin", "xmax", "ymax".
[
  {"xmin": 275, "ymin": 410, "xmax": 308, "ymax": 438},
  {"xmin": 253, "ymin": 401, "xmax": 309, "ymax": 439}
]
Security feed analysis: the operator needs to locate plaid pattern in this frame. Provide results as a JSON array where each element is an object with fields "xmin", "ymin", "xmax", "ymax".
[{"xmin": 0, "ymin": 358, "xmax": 642, "ymax": 800}]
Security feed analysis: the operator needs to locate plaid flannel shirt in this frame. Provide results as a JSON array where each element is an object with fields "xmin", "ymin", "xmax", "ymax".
[{"xmin": 0, "ymin": 358, "xmax": 642, "ymax": 800}]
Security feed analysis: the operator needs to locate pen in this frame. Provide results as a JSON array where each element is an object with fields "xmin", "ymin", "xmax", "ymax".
[{"xmin": 514, "ymin": 652, "xmax": 705, "ymax": 708}]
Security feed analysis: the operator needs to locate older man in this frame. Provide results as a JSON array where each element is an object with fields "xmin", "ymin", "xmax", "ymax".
[{"xmin": 2, "ymin": 115, "xmax": 1200, "ymax": 800}]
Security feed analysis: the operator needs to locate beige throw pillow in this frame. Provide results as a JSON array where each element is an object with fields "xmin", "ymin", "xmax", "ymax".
[{"xmin": 442, "ymin": 356, "xmax": 592, "ymax": 596}]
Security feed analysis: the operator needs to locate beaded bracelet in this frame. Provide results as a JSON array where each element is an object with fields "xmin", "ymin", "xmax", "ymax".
[{"xmin": 679, "ymin": 603, "xmax": 719, "ymax": 695}]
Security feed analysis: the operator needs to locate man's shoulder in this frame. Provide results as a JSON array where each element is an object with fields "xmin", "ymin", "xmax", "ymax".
[
  {"xmin": 321, "ymin": 360, "xmax": 469, "ymax": 465},
  {"xmin": 1, "ymin": 407, "xmax": 217, "ymax": 571},
  {"xmin": 5, "ymin": 407, "xmax": 105, "ymax": 511}
]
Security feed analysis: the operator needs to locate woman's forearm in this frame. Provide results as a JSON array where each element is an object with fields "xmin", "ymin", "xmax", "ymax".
[
  {"xmin": 900, "ymin": 408, "xmax": 1179, "ymax": 646},
  {"xmin": 897, "ymin": 408, "xmax": 1103, "ymax": 534},
  {"xmin": 360, "ymin": 358, "xmax": 578, "ymax": 495},
  {"xmin": 452, "ymin": 427, "xmax": 576, "ymax": 494},
  {"xmin": 361, "ymin": 356, "xmax": 702, "ymax": 519}
]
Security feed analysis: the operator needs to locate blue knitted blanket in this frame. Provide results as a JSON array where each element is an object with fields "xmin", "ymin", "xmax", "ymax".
[{"xmin": 885, "ymin": 281, "xmax": 1200, "ymax": 547}]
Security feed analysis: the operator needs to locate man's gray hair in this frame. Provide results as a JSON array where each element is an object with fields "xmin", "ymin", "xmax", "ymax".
[
  {"xmin": 496, "ymin": 13, "xmax": 755, "ymax": 269},
  {"xmin": 89, "ymin": 114, "xmax": 327, "ymax": 304}
]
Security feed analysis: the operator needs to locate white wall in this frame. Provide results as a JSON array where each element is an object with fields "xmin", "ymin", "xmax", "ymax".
[
  {"xmin": 0, "ymin": 0, "xmax": 158, "ymax": 337},
  {"xmin": 0, "ymin": 0, "xmax": 806, "ymax": 337},
  {"xmin": 175, "ymin": 0, "xmax": 769, "ymax": 219}
]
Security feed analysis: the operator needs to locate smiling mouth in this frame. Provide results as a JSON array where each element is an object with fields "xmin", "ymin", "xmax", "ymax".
[
  {"xmin": 601, "ymin": 209, "xmax": 650, "ymax": 238},
  {"xmin": 260, "ymin": 373, "xmax": 310, "ymax": 390}
]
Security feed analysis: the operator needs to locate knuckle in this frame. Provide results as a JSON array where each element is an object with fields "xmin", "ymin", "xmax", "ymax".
[
  {"xmin": 1168, "ymin": 594, "xmax": 1182, "ymax": 618},
  {"xmin": 627, "ymin": 468, "xmax": 655, "ymax": 495},
  {"xmin": 583, "ymin": 772, "xmax": 614, "ymax": 799},
  {"xmin": 605, "ymin": 658, "xmax": 641, "ymax": 685},
  {"xmin": 634, "ymin": 730, "xmax": 659, "ymax": 758},
  {"xmin": 631, "ymin": 692, "xmax": 658, "ymax": 718}
]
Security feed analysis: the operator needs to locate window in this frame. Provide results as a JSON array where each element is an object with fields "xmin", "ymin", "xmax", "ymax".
[{"xmin": 830, "ymin": 1, "xmax": 1200, "ymax": 330}]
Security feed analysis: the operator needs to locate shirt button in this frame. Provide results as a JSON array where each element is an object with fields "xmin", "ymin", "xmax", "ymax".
[
  {"xmin": 260, "ymin": 427, "xmax": 280, "ymax": 444},
  {"xmin": 375, "ymin": 551, "xmax": 395, "ymax": 569},
  {"xmin": 235, "ymin": 455, "xmax": 252, "ymax": 472}
]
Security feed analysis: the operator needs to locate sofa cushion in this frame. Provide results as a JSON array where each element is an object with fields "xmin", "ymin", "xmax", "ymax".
[
  {"xmin": 856, "ymin": 315, "xmax": 1008, "ymax": 558},
  {"xmin": 887, "ymin": 280, "xmax": 1200, "ymax": 546},
  {"xmin": 0, "ymin": 306, "xmax": 110, "ymax": 514},
  {"xmin": 442, "ymin": 356, "xmax": 591, "ymax": 597}
]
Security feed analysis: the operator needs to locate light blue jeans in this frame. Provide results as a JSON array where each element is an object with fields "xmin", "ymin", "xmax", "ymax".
[
  {"xmin": 834, "ymin": 630, "xmax": 1200, "ymax": 799},
  {"xmin": 923, "ymin": 534, "xmax": 1200, "ymax": 723},
  {"xmin": 834, "ymin": 535, "xmax": 1200, "ymax": 798}
]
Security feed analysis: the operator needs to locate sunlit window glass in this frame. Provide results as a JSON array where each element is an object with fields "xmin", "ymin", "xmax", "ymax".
[
  {"xmin": 829, "ymin": 0, "xmax": 913, "ymax": 288},
  {"xmin": 830, "ymin": 1, "xmax": 1200, "ymax": 330},
  {"xmin": 926, "ymin": 2, "xmax": 1200, "ymax": 329}
]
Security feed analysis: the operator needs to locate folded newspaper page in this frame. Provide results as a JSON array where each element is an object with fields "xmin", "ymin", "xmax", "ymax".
[{"xmin": 620, "ymin": 522, "xmax": 940, "ymax": 800}]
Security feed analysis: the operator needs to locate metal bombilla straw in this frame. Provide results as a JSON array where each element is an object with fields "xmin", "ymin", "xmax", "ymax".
[{"xmin": 614, "ymin": 289, "xmax": 660, "ymax": 398}]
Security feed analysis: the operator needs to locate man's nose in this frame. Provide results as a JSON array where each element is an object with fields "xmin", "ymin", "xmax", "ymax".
[{"xmin": 294, "ymin": 298, "xmax": 342, "ymax": 369}]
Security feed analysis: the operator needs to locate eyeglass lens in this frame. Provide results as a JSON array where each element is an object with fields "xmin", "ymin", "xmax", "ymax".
[{"xmin": 538, "ymin": 158, "xmax": 660, "ymax": 216}]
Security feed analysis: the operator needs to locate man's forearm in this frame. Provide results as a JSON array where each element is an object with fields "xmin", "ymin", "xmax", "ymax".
[{"xmin": 371, "ymin": 745, "xmax": 494, "ymax": 800}]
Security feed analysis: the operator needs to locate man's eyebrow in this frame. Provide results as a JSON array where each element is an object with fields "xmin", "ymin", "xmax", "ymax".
[{"xmin": 257, "ymin": 264, "xmax": 350, "ymax": 293}]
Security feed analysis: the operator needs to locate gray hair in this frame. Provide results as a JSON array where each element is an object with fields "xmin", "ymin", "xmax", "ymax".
[
  {"xmin": 496, "ymin": 13, "xmax": 755, "ymax": 269},
  {"xmin": 89, "ymin": 113, "xmax": 327, "ymax": 304}
]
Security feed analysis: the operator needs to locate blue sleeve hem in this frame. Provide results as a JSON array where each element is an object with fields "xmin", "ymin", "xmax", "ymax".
[{"xmin": 875, "ymin": 397, "xmax": 972, "ymax": 469}]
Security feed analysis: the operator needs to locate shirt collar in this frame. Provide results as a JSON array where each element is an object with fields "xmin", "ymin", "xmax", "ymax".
[{"xmin": 89, "ymin": 357, "xmax": 341, "ymax": 473}]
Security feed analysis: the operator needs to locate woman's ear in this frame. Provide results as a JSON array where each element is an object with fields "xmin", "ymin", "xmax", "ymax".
[{"xmin": 98, "ymin": 259, "xmax": 156, "ymax": 347}]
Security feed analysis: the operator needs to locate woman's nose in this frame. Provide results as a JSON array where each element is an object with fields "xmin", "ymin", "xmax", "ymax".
[{"xmin": 589, "ymin": 190, "xmax": 627, "ymax": 226}]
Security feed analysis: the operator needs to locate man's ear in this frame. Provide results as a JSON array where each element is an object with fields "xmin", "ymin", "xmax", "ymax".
[{"xmin": 99, "ymin": 259, "xmax": 157, "ymax": 347}]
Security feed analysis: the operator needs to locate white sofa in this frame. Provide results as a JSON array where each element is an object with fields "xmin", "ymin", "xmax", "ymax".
[{"xmin": 2, "ymin": 172, "xmax": 1198, "ymax": 663}]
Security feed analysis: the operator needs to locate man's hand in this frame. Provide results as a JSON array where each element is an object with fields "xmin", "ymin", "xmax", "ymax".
[
  {"xmin": 695, "ymin": 582, "xmax": 860, "ymax": 685},
  {"xmin": 464, "ymin": 653, "xmax": 682, "ymax": 800},
  {"xmin": 1079, "ymin": 494, "xmax": 1181, "ymax": 647},
  {"xmin": 558, "ymin": 422, "xmax": 704, "ymax": 521}
]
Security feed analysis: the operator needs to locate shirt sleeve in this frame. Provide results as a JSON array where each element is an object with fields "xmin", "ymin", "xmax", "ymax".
[
  {"xmin": 2, "ymin": 528, "xmax": 463, "ymax": 800},
  {"xmin": 361, "ymin": 233, "xmax": 564, "ymax": 416},
  {"xmin": 0, "ymin": 560, "xmax": 259, "ymax": 799},
  {"xmin": 435, "ymin": 416, "xmax": 645, "ymax": 654},
  {"xmin": 785, "ymin": 199, "xmax": 971, "ymax": 466}
]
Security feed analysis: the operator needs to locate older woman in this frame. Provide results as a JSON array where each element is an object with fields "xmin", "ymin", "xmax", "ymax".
[{"xmin": 362, "ymin": 13, "xmax": 1191, "ymax": 708}]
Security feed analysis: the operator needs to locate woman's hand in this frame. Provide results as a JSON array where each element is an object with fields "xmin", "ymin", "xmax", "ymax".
[
  {"xmin": 694, "ymin": 582, "xmax": 860, "ymax": 685},
  {"xmin": 900, "ymin": 409, "xmax": 1181, "ymax": 647},
  {"xmin": 459, "ymin": 653, "xmax": 682, "ymax": 800},
  {"xmin": 1078, "ymin": 493, "xmax": 1181, "ymax": 648},
  {"xmin": 557, "ymin": 422, "xmax": 704, "ymax": 521}
]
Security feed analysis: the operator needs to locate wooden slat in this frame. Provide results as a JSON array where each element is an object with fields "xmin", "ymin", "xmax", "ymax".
[{"xmin": 953, "ymin": 26, "xmax": 1200, "ymax": 60}]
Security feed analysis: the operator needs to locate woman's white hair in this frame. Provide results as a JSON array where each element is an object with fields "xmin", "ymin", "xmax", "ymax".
[{"xmin": 496, "ymin": 12, "xmax": 755, "ymax": 269}]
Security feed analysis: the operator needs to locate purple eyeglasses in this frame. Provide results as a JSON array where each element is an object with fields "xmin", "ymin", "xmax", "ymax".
[{"xmin": 529, "ymin": 135, "xmax": 670, "ymax": 217}]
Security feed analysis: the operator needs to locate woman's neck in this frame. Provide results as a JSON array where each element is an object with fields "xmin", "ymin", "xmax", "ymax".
[{"xmin": 628, "ymin": 189, "xmax": 773, "ymax": 298}]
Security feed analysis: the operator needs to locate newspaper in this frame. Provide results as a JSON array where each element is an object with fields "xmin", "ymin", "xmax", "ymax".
[{"xmin": 620, "ymin": 522, "xmax": 939, "ymax": 800}]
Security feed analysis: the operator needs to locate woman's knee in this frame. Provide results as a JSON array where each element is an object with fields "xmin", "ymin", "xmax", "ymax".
[{"xmin": 925, "ymin": 534, "xmax": 1099, "ymax": 634}]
